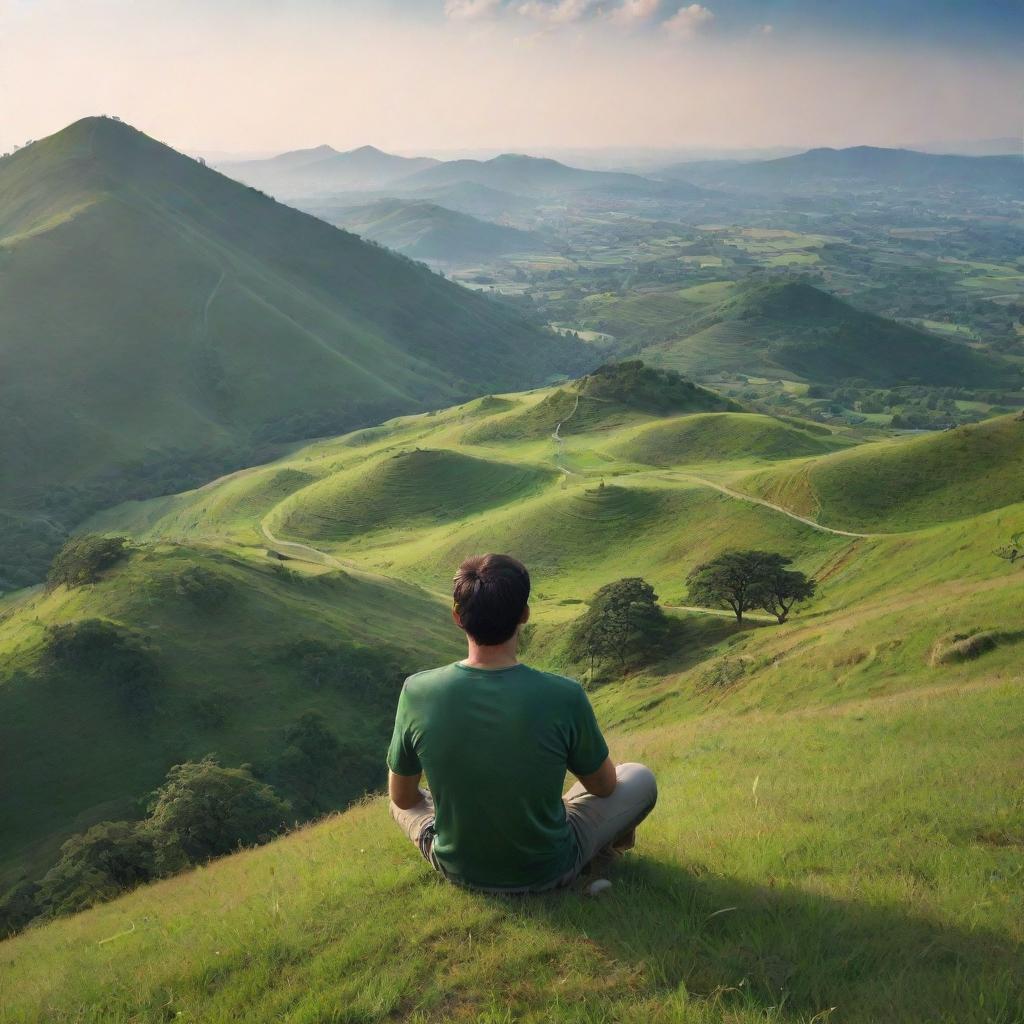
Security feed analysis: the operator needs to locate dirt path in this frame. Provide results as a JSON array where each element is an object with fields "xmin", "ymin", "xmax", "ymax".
[
  {"xmin": 260, "ymin": 521, "xmax": 345, "ymax": 570},
  {"xmin": 667, "ymin": 473, "xmax": 883, "ymax": 539},
  {"xmin": 668, "ymin": 603, "xmax": 776, "ymax": 623}
]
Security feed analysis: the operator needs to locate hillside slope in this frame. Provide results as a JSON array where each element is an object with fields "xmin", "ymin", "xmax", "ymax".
[
  {"xmin": 316, "ymin": 198, "xmax": 541, "ymax": 262},
  {"xmin": 745, "ymin": 413, "xmax": 1024, "ymax": 530},
  {"xmin": 638, "ymin": 278, "xmax": 1009, "ymax": 386},
  {"xmin": 0, "ymin": 117, "xmax": 584, "ymax": 586}
]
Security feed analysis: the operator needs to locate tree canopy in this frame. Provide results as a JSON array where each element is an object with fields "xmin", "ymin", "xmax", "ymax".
[{"xmin": 687, "ymin": 551, "xmax": 816, "ymax": 624}]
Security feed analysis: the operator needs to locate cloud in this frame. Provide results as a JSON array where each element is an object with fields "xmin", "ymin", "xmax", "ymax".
[
  {"xmin": 663, "ymin": 3, "xmax": 714, "ymax": 39},
  {"xmin": 444, "ymin": 0, "xmax": 501, "ymax": 20},
  {"xmin": 516, "ymin": 0, "xmax": 598, "ymax": 24},
  {"xmin": 760, "ymin": 23, "xmax": 774, "ymax": 35},
  {"xmin": 609, "ymin": 0, "xmax": 660, "ymax": 24}
]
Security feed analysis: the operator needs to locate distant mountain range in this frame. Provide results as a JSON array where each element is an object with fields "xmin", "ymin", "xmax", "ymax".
[
  {"xmin": 0, "ymin": 117, "xmax": 586, "ymax": 587},
  {"xmin": 660, "ymin": 146, "xmax": 1024, "ymax": 194},
  {"xmin": 221, "ymin": 147, "xmax": 705, "ymax": 200},
  {"xmin": 308, "ymin": 198, "xmax": 542, "ymax": 262}
]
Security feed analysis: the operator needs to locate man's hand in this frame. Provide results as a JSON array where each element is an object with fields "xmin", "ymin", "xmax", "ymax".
[
  {"xmin": 389, "ymin": 770, "xmax": 426, "ymax": 810},
  {"xmin": 575, "ymin": 756, "xmax": 617, "ymax": 798}
]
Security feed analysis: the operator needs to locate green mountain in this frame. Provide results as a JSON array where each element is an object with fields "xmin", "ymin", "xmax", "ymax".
[
  {"xmin": 0, "ymin": 117, "xmax": 585, "ymax": 588},
  {"xmin": 220, "ymin": 144, "xmax": 440, "ymax": 196},
  {"xmin": 310, "ymin": 198, "xmax": 541, "ymax": 262},
  {"xmin": 2, "ymin": 366, "xmax": 1022, "ymax": 1022},
  {"xmin": 662, "ymin": 145, "xmax": 1024, "ymax": 193},
  {"xmin": 635, "ymin": 277, "xmax": 1010, "ymax": 386}
]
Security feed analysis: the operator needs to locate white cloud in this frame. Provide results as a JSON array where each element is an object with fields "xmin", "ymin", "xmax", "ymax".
[
  {"xmin": 609, "ymin": 0, "xmax": 660, "ymax": 24},
  {"xmin": 444, "ymin": 0, "xmax": 501, "ymax": 20},
  {"xmin": 516, "ymin": 0, "xmax": 597, "ymax": 24},
  {"xmin": 761, "ymin": 23, "xmax": 774, "ymax": 35},
  {"xmin": 663, "ymin": 3, "xmax": 714, "ymax": 39}
]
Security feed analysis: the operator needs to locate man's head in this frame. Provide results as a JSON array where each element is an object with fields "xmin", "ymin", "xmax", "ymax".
[{"xmin": 452, "ymin": 554, "xmax": 530, "ymax": 646}]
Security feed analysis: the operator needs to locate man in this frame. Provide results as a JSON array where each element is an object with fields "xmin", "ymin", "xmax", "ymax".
[{"xmin": 387, "ymin": 553, "xmax": 657, "ymax": 893}]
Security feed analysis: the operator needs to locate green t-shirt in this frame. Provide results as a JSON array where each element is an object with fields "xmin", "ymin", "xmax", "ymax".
[{"xmin": 386, "ymin": 661, "xmax": 609, "ymax": 890}]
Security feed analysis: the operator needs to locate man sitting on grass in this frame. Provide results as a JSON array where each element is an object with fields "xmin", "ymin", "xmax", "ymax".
[{"xmin": 387, "ymin": 553, "xmax": 657, "ymax": 893}]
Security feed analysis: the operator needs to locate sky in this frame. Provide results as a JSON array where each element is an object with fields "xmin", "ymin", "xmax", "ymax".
[{"xmin": 0, "ymin": 0, "xmax": 1021, "ymax": 157}]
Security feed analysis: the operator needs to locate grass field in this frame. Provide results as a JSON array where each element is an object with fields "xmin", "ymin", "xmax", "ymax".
[{"xmin": 2, "ymin": 368, "xmax": 1022, "ymax": 1022}]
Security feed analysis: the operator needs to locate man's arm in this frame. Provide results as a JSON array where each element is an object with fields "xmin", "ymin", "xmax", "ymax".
[
  {"xmin": 389, "ymin": 770, "xmax": 426, "ymax": 810},
  {"xmin": 575, "ymin": 755, "xmax": 617, "ymax": 798}
]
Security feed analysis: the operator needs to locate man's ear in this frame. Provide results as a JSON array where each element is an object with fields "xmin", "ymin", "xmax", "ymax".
[
  {"xmin": 520, "ymin": 604, "xmax": 531, "ymax": 626},
  {"xmin": 452, "ymin": 606, "xmax": 465, "ymax": 631}
]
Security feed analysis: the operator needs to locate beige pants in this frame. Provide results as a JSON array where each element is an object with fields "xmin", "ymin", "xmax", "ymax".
[{"xmin": 389, "ymin": 762, "xmax": 658, "ymax": 893}]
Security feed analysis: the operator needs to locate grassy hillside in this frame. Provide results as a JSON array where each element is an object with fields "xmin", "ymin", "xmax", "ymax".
[
  {"xmin": 313, "ymin": 198, "xmax": 541, "ymax": 262},
  {"xmin": 745, "ymin": 413, "xmax": 1024, "ymax": 531},
  {"xmin": 0, "ymin": 117, "xmax": 584, "ymax": 588},
  {"xmin": 611, "ymin": 412, "xmax": 845, "ymax": 467},
  {"xmin": 0, "ymin": 543, "xmax": 461, "ymax": 893},
  {"xmin": 637, "ymin": 278, "xmax": 1009, "ymax": 386},
  {"xmin": 3, "ymin": 368, "xmax": 1023, "ymax": 1020}
]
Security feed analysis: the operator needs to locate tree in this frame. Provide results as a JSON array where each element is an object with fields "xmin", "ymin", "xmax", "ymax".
[
  {"xmin": 994, "ymin": 531, "xmax": 1022, "ymax": 565},
  {"xmin": 36, "ymin": 821, "xmax": 156, "ymax": 918},
  {"xmin": 687, "ymin": 551, "xmax": 815, "ymax": 624},
  {"xmin": 46, "ymin": 534, "xmax": 128, "ymax": 591},
  {"xmin": 145, "ymin": 757, "xmax": 290, "ymax": 871},
  {"xmin": 757, "ymin": 561, "xmax": 817, "ymax": 623},
  {"xmin": 567, "ymin": 577, "xmax": 670, "ymax": 678},
  {"xmin": 275, "ymin": 711, "xmax": 347, "ymax": 816}
]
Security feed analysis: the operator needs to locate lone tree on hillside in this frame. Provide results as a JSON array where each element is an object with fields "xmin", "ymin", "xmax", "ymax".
[
  {"xmin": 46, "ymin": 534, "xmax": 128, "ymax": 591},
  {"xmin": 687, "ymin": 550, "xmax": 815, "ymax": 624},
  {"xmin": 756, "ymin": 557, "xmax": 817, "ymax": 623},
  {"xmin": 567, "ymin": 577, "xmax": 670, "ymax": 679}
]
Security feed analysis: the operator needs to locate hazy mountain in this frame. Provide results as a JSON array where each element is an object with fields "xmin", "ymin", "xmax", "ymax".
[
  {"xmin": 406, "ymin": 181, "xmax": 537, "ymax": 221},
  {"xmin": 659, "ymin": 146, "xmax": 1024, "ymax": 194},
  {"xmin": 0, "ymin": 117, "xmax": 585, "ymax": 587},
  {"xmin": 220, "ymin": 144, "xmax": 440, "ymax": 196},
  {"xmin": 397, "ymin": 153, "xmax": 704, "ymax": 198},
  {"xmin": 310, "ymin": 198, "xmax": 542, "ymax": 262}
]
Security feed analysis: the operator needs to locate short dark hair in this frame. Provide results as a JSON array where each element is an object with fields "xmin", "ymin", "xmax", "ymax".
[{"xmin": 453, "ymin": 554, "xmax": 530, "ymax": 646}]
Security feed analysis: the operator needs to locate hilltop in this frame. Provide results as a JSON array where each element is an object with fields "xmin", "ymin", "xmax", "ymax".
[
  {"xmin": 635, "ymin": 277, "xmax": 1010, "ymax": 386},
  {"xmin": 312, "ymin": 198, "xmax": 541, "ymax": 262},
  {"xmin": 1, "ymin": 364, "xmax": 1022, "ymax": 1021},
  {"xmin": 219, "ymin": 144, "xmax": 439, "ymax": 196},
  {"xmin": 0, "ymin": 117, "xmax": 585, "ymax": 587}
]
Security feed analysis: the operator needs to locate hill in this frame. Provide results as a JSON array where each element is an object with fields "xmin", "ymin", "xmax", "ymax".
[
  {"xmin": 219, "ymin": 144, "xmax": 439, "ymax": 196},
  {"xmin": 636, "ymin": 277, "xmax": 1010, "ymax": 386},
  {"xmin": 2, "ymin": 366, "xmax": 1023, "ymax": 1020},
  {"xmin": 313, "ymin": 198, "xmax": 541, "ymax": 262},
  {"xmin": 610, "ymin": 412, "xmax": 845, "ymax": 467},
  {"xmin": 0, "ymin": 117, "xmax": 585, "ymax": 587},
  {"xmin": 398, "ymin": 153, "xmax": 703, "ymax": 198},
  {"xmin": 662, "ymin": 145, "xmax": 1024, "ymax": 194},
  {"xmin": 465, "ymin": 362, "xmax": 738, "ymax": 444},
  {"xmin": 0, "ymin": 542, "xmax": 461, "ymax": 895},
  {"xmin": 745, "ymin": 413, "xmax": 1024, "ymax": 531}
]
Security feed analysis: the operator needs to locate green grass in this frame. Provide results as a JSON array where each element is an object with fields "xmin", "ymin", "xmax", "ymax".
[
  {"xmin": 745, "ymin": 414, "xmax": 1024, "ymax": 531},
  {"xmin": 3, "ymin": 372, "xmax": 1023, "ymax": 1021}
]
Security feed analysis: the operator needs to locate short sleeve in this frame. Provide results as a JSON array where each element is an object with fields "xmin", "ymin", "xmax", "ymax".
[
  {"xmin": 566, "ymin": 687, "xmax": 609, "ymax": 778},
  {"xmin": 386, "ymin": 683, "xmax": 422, "ymax": 776}
]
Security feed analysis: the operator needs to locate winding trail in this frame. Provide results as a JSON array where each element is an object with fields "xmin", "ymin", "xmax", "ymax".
[
  {"xmin": 260, "ymin": 520, "xmax": 345, "ymax": 570},
  {"xmin": 665, "ymin": 472, "xmax": 883, "ymax": 539},
  {"xmin": 201, "ymin": 268, "xmax": 226, "ymax": 337}
]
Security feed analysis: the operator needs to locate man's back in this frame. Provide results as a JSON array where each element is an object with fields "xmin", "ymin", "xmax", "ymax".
[{"xmin": 388, "ymin": 661, "xmax": 608, "ymax": 889}]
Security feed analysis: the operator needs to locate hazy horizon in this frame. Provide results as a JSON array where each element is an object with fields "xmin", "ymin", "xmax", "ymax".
[{"xmin": 2, "ymin": 0, "xmax": 1022, "ymax": 158}]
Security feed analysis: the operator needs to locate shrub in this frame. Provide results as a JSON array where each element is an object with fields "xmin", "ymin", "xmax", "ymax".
[
  {"xmin": 46, "ymin": 535, "xmax": 128, "ymax": 591},
  {"xmin": 146, "ymin": 757, "xmax": 290, "ymax": 871},
  {"xmin": 171, "ymin": 565, "xmax": 232, "ymax": 610},
  {"xmin": 929, "ymin": 630, "xmax": 1001, "ymax": 667},
  {"xmin": 44, "ymin": 619, "xmax": 161, "ymax": 717}
]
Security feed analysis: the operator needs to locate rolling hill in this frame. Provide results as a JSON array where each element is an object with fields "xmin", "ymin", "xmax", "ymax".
[
  {"xmin": 635, "ymin": 277, "xmax": 1011, "ymax": 386},
  {"xmin": 219, "ymin": 144, "xmax": 439, "ymax": 196},
  {"xmin": 2, "ymin": 363, "xmax": 1022, "ymax": 1022},
  {"xmin": 0, "ymin": 117, "xmax": 586, "ymax": 588},
  {"xmin": 311, "ymin": 198, "xmax": 542, "ymax": 262},
  {"xmin": 661, "ymin": 145, "xmax": 1024, "ymax": 194}
]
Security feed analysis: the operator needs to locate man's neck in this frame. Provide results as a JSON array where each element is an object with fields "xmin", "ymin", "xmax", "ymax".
[{"xmin": 462, "ymin": 636, "xmax": 520, "ymax": 670}]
